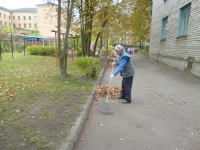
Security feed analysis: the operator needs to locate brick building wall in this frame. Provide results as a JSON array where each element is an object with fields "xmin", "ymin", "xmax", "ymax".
[{"xmin": 149, "ymin": 0, "xmax": 200, "ymax": 77}]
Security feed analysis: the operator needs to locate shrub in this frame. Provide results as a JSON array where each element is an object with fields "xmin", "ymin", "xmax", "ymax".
[
  {"xmin": 76, "ymin": 56, "xmax": 100, "ymax": 78},
  {"xmin": 100, "ymin": 45, "xmax": 114, "ymax": 56},
  {"xmin": 76, "ymin": 48, "xmax": 82, "ymax": 57},
  {"xmin": 26, "ymin": 46, "xmax": 55, "ymax": 56},
  {"xmin": 139, "ymin": 49, "xmax": 149, "ymax": 56},
  {"xmin": 100, "ymin": 48, "xmax": 111, "ymax": 56}
]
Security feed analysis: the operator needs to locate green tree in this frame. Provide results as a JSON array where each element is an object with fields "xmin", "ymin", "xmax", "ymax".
[
  {"xmin": 77, "ymin": 0, "xmax": 96, "ymax": 56},
  {"xmin": 130, "ymin": 0, "xmax": 152, "ymax": 46}
]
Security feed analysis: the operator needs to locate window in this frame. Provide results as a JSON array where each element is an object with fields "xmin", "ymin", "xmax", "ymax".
[
  {"xmin": 18, "ymin": 23, "xmax": 21, "ymax": 28},
  {"xmin": 0, "ymin": 21, "xmax": 2, "ymax": 25},
  {"xmin": 9, "ymin": 23, "xmax": 11, "ymax": 27},
  {"xmin": 29, "ymin": 23, "xmax": 31, "ymax": 28},
  {"xmin": 18, "ymin": 16, "xmax": 20, "ymax": 20},
  {"xmin": 13, "ymin": 16, "xmax": 15, "ymax": 20},
  {"xmin": 24, "ymin": 23, "xmax": 26, "ymax": 28},
  {"xmin": 177, "ymin": 3, "xmax": 191, "ymax": 37},
  {"xmin": 0, "ymin": 13, "xmax": 1, "ymax": 17},
  {"xmin": 34, "ymin": 16, "xmax": 37, "ymax": 20},
  {"xmin": 160, "ymin": 16, "xmax": 168, "ymax": 40},
  {"xmin": 4, "ymin": 22, "xmax": 6, "ymax": 27},
  {"xmin": 13, "ymin": 23, "xmax": 15, "ymax": 27},
  {"xmin": 34, "ymin": 23, "xmax": 37, "ymax": 28},
  {"xmin": 23, "ymin": 16, "xmax": 26, "ymax": 20},
  {"xmin": 29, "ymin": 16, "xmax": 31, "ymax": 20},
  {"xmin": 9, "ymin": 16, "xmax": 10, "ymax": 20},
  {"xmin": 4, "ymin": 14, "xmax": 6, "ymax": 18}
]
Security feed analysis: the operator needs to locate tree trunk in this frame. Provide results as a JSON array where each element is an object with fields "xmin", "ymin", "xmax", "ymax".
[
  {"xmin": 57, "ymin": 0, "xmax": 66, "ymax": 75},
  {"xmin": 93, "ymin": 19, "xmax": 108, "ymax": 56},
  {"xmin": 79, "ymin": 0, "xmax": 95, "ymax": 57},
  {"xmin": 57, "ymin": 0, "xmax": 75, "ymax": 76}
]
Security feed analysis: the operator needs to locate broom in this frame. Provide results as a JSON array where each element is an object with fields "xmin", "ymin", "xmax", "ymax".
[{"xmin": 97, "ymin": 58, "xmax": 115, "ymax": 114}]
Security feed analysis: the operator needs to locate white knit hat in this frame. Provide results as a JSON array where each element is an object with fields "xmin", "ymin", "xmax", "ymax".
[{"xmin": 114, "ymin": 44, "xmax": 124, "ymax": 51}]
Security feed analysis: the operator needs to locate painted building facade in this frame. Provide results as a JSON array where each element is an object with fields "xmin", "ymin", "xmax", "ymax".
[
  {"xmin": 0, "ymin": 2, "xmax": 57, "ymax": 37},
  {"xmin": 149, "ymin": 0, "xmax": 200, "ymax": 77}
]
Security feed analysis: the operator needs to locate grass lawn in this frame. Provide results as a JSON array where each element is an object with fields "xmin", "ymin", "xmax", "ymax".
[{"xmin": 0, "ymin": 53, "xmax": 105, "ymax": 150}]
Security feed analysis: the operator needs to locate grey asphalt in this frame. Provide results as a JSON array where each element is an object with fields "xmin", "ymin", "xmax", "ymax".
[{"xmin": 62, "ymin": 54, "xmax": 200, "ymax": 150}]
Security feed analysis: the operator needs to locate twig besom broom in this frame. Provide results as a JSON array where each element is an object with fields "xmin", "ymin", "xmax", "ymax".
[{"xmin": 97, "ymin": 58, "xmax": 115, "ymax": 114}]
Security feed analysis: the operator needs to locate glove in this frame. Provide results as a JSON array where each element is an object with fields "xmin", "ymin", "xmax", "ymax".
[
  {"xmin": 110, "ymin": 74, "xmax": 114, "ymax": 80},
  {"xmin": 112, "ymin": 62, "xmax": 115, "ymax": 66}
]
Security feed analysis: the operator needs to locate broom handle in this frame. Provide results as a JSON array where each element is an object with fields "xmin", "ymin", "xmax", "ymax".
[{"xmin": 107, "ymin": 58, "xmax": 115, "ymax": 99}]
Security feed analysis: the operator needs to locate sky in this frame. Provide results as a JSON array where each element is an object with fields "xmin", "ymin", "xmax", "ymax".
[
  {"xmin": 1, "ymin": 0, "xmax": 122, "ymax": 9},
  {"xmin": 0, "ymin": 0, "xmax": 52, "ymax": 9}
]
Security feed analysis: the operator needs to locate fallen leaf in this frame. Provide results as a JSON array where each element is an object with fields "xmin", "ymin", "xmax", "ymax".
[
  {"xmin": 120, "ymin": 138, "xmax": 124, "ymax": 141},
  {"xmin": 100, "ymin": 124, "xmax": 103, "ymax": 127},
  {"xmin": 81, "ymin": 138, "xmax": 84, "ymax": 141},
  {"xmin": 87, "ymin": 117, "xmax": 91, "ymax": 120}
]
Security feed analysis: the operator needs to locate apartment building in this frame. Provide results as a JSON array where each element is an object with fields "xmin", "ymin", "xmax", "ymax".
[
  {"xmin": 0, "ymin": 7, "xmax": 11, "ymax": 27},
  {"xmin": 0, "ymin": 2, "xmax": 57, "ymax": 37},
  {"xmin": 149, "ymin": 0, "xmax": 200, "ymax": 77},
  {"xmin": 11, "ymin": 8, "xmax": 37, "ymax": 30}
]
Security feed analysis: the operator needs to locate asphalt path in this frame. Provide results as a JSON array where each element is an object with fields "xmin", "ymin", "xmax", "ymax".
[{"xmin": 73, "ymin": 54, "xmax": 200, "ymax": 150}]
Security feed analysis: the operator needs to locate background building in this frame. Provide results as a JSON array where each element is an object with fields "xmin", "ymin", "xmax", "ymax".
[
  {"xmin": 149, "ymin": 0, "xmax": 200, "ymax": 77},
  {"xmin": 0, "ymin": 2, "xmax": 57, "ymax": 37}
]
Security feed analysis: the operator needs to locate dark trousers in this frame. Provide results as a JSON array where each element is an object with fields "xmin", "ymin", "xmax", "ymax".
[{"xmin": 121, "ymin": 75, "xmax": 134, "ymax": 102}]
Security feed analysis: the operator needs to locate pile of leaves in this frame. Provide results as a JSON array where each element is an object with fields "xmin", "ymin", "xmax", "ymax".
[{"xmin": 95, "ymin": 84, "xmax": 121, "ymax": 99}]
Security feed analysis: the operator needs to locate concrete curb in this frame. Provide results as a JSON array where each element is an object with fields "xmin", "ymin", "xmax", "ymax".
[{"xmin": 59, "ymin": 57, "xmax": 108, "ymax": 150}]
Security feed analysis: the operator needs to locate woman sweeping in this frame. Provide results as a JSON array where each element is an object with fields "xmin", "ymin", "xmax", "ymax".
[{"xmin": 110, "ymin": 44, "xmax": 135, "ymax": 104}]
